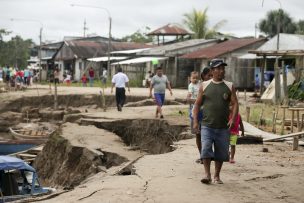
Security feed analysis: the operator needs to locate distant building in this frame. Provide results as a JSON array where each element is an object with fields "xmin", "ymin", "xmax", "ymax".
[{"xmin": 181, "ymin": 38, "xmax": 267, "ymax": 89}]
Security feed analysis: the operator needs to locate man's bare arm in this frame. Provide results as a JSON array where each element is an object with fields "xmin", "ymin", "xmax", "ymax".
[{"xmin": 228, "ymin": 85, "xmax": 239, "ymax": 128}]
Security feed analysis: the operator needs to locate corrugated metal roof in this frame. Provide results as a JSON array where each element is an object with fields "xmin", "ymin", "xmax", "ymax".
[
  {"xmin": 65, "ymin": 40, "xmax": 151, "ymax": 59},
  {"xmin": 147, "ymin": 23, "xmax": 192, "ymax": 36},
  {"xmin": 254, "ymin": 33, "xmax": 304, "ymax": 52},
  {"xmin": 138, "ymin": 39, "xmax": 218, "ymax": 56},
  {"xmin": 181, "ymin": 38, "xmax": 266, "ymax": 59}
]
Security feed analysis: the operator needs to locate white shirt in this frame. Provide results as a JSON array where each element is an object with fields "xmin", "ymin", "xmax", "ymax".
[{"xmin": 112, "ymin": 72, "xmax": 129, "ymax": 88}]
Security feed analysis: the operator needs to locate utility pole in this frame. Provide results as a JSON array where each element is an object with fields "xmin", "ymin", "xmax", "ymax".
[
  {"xmin": 262, "ymin": 0, "xmax": 282, "ymax": 104},
  {"xmin": 255, "ymin": 23, "xmax": 258, "ymax": 39},
  {"xmin": 83, "ymin": 19, "xmax": 88, "ymax": 37},
  {"xmin": 39, "ymin": 27, "xmax": 42, "ymax": 82},
  {"xmin": 274, "ymin": 11, "xmax": 281, "ymax": 104}
]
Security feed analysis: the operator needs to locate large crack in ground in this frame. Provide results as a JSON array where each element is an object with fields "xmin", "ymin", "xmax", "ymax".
[
  {"xmin": 33, "ymin": 119, "xmax": 190, "ymax": 189},
  {"xmin": 81, "ymin": 119, "xmax": 189, "ymax": 154}
]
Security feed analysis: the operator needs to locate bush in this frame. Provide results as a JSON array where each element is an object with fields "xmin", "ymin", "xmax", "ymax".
[{"xmin": 288, "ymin": 80, "xmax": 304, "ymax": 101}]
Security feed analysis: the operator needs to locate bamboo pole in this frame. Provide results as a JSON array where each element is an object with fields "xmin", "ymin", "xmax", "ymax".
[
  {"xmin": 246, "ymin": 106, "xmax": 250, "ymax": 122},
  {"xmin": 272, "ymin": 109, "xmax": 276, "ymax": 133},
  {"xmin": 258, "ymin": 107, "xmax": 264, "ymax": 128}
]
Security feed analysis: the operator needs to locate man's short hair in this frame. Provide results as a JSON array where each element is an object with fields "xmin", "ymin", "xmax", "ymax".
[
  {"xmin": 156, "ymin": 67, "xmax": 162, "ymax": 70},
  {"xmin": 117, "ymin": 67, "xmax": 122, "ymax": 72},
  {"xmin": 209, "ymin": 59, "xmax": 227, "ymax": 68}
]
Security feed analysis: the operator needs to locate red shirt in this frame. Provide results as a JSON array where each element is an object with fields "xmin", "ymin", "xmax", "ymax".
[
  {"xmin": 89, "ymin": 69, "xmax": 94, "ymax": 77},
  {"xmin": 81, "ymin": 75, "xmax": 87, "ymax": 83}
]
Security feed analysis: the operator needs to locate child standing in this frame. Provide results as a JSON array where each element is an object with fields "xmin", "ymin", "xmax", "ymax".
[
  {"xmin": 187, "ymin": 71, "xmax": 203, "ymax": 163},
  {"xmin": 81, "ymin": 74, "xmax": 87, "ymax": 87},
  {"xmin": 229, "ymin": 107, "xmax": 245, "ymax": 163}
]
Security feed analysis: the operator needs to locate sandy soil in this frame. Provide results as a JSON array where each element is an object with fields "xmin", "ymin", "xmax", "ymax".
[
  {"xmin": 41, "ymin": 139, "xmax": 304, "ymax": 203},
  {"xmin": 2, "ymin": 85, "xmax": 303, "ymax": 203}
]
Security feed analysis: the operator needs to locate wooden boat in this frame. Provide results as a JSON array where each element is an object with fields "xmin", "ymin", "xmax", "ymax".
[{"xmin": 9, "ymin": 127, "xmax": 55, "ymax": 141}]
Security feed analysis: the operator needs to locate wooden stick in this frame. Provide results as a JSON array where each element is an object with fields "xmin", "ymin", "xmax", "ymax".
[
  {"xmin": 258, "ymin": 107, "xmax": 264, "ymax": 128},
  {"xmin": 291, "ymin": 110, "xmax": 294, "ymax": 133},
  {"xmin": 272, "ymin": 110, "xmax": 277, "ymax": 133},
  {"xmin": 293, "ymin": 136, "xmax": 299, "ymax": 151},
  {"xmin": 281, "ymin": 107, "xmax": 286, "ymax": 135},
  {"xmin": 301, "ymin": 114, "xmax": 304, "ymax": 131},
  {"xmin": 263, "ymin": 131, "xmax": 304, "ymax": 141},
  {"xmin": 297, "ymin": 110, "xmax": 300, "ymax": 132},
  {"xmin": 246, "ymin": 106, "xmax": 250, "ymax": 122}
]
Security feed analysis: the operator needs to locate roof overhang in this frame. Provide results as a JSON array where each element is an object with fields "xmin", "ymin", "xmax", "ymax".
[
  {"xmin": 87, "ymin": 56, "xmax": 127, "ymax": 62},
  {"xmin": 111, "ymin": 57, "xmax": 167, "ymax": 65},
  {"xmin": 249, "ymin": 49, "xmax": 304, "ymax": 56}
]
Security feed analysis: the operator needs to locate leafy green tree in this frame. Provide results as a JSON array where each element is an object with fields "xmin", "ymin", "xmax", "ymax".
[
  {"xmin": 183, "ymin": 8, "xmax": 227, "ymax": 39},
  {"xmin": 296, "ymin": 20, "xmax": 304, "ymax": 35},
  {"xmin": 259, "ymin": 9, "xmax": 297, "ymax": 37},
  {"xmin": 121, "ymin": 27, "xmax": 153, "ymax": 43},
  {"xmin": 0, "ymin": 33, "xmax": 33, "ymax": 69},
  {"xmin": 0, "ymin": 29, "xmax": 11, "ymax": 41}
]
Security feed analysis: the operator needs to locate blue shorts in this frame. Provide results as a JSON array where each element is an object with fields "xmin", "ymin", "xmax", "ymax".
[
  {"xmin": 154, "ymin": 93, "xmax": 165, "ymax": 106},
  {"xmin": 201, "ymin": 126, "xmax": 230, "ymax": 162}
]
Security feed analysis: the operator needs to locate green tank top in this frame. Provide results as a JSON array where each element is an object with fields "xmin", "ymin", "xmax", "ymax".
[{"xmin": 201, "ymin": 80, "xmax": 232, "ymax": 129}]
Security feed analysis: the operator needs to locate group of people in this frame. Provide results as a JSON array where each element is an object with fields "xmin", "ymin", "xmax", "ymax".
[
  {"xmin": 111, "ymin": 66, "xmax": 172, "ymax": 116},
  {"xmin": 189, "ymin": 59, "xmax": 244, "ymax": 184},
  {"xmin": 81, "ymin": 67, "xmax": 107, "ymax": 87},
  {"xmin": 111, "ymin": 59, "xmax": 245, "ymax": 185},
  {"xmin": 0, "ymin": 66, "xmax": 36, "ymax": 89},
  {"xmin": 52, "ymin": 67, "xmax": 108, "ymax": 87}
]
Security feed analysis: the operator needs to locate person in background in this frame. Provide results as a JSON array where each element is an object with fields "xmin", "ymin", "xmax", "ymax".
[
  {"xmin": 149, "ymin": 67, "xmax": 173, "ymax": 119},
  {"xmin": 54, "ymin": 68, "xmax": 60, "ymax": 85},
  {"xmin": 229, "ymin": 106, "xmax": 244, "ymax": 164},
  {"xmin": 88, "ymin": 67, "xmax": 95, "ymax": 87},
  {"xmin": 111, "ymin": 67, "xmax": 130, "ymax": 111},
  {"xmin": 24, "ymin": 68, "xmax": 29, "ymax": 86},
  {"xmin": 81, "ymin": 73, "xmax": 87, "ymax": 87},
  {"xmin": 64, "ymin": 72, "xmax": 71, "ymax": 86},
  {"xmin": 101, "ymin": 67, "xmax": 107, "ymax": 86},
  {"xmin": 201, "ymin": 67, "xmax": 212, "ymax": 81},
  {"xmin": 0, "ymin": 67, "xmax": 3, "ymax": 82},
  {"xmin": 187, "ymin": 71, "xmax": 203, "ymax": 163}
]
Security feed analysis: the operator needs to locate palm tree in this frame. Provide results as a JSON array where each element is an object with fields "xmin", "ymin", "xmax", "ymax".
[
  {"xmin": 183, "ymin": 8, "xmax": 227, "ymax": 39},
  {"xmin": 259, "ymin": 9, "xmax": 297, "ymax": 37}
]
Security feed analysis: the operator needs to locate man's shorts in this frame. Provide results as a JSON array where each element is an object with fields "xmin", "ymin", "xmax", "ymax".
[
  {"xmin": 201, "ymin": 126, "xmax": 230, "ymax": 162},
  {"xmin": 154, "ymin": 93, "xmax": 165, "ymax": 106},
  {"xmin": 230, "ymin": 134, "xmax": 238, "ymax": 146}
]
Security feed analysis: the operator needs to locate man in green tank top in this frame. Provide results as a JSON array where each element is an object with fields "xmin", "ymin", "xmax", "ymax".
[{"xmin": 193, "ymin": 59, "xmax": 238, "ymax": 184}]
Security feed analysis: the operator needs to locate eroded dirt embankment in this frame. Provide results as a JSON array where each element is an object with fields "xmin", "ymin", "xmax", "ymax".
[
  {"xmin": 34, "ymin": 119, "xmax": 190, "ymax": 188},
  {"xmin": 1, "ymin": 94, "xmax": 149, "ymax": 113}
]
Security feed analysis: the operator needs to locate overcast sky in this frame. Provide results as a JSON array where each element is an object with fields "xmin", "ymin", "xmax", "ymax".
[{"xmin": 0, "ymin": 0, "xmax": 303, "ymax": 44}]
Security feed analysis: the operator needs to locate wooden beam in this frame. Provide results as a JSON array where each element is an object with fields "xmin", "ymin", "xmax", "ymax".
[{"xmin": 263, "ymin": 131, "xmax": 304, "ymax": 141}]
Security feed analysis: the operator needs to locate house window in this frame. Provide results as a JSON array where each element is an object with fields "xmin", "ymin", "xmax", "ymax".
[{"xmin": 79, "ymin": 62, "xmax": 82, "ymax": 70}]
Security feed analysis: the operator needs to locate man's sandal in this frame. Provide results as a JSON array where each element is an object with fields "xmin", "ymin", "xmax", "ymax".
[{"xmin": 201, "ymin": 178, "xmax": 212, "ymax": 184}]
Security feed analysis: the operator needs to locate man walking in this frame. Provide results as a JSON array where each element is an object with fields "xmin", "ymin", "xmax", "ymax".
[
  {"xmin": 193, "ymin": 59, "xmax": 238, "ymax": 184},
  {"xmin": 111, "ymin": 67, "xmax": 130, "ymax": 111},
  {"xmin": 149, "ymin": 67, "xmax": 173, "ymax": 119}
]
